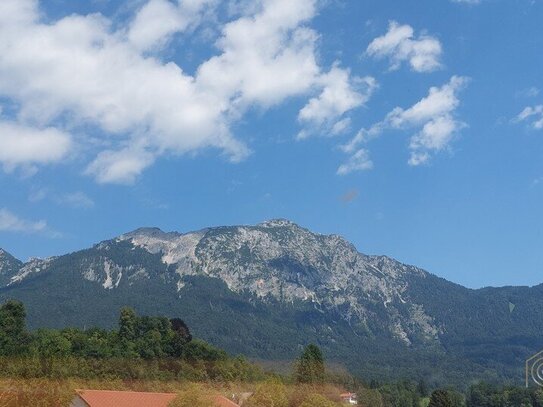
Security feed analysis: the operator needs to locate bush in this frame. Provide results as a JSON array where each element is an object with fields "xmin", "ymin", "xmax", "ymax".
[
  {"xmin": 299, "ymin": 393, "xmax": 339, "ymax": 407},
  {"xmin": 169, "ymin": 384, "xmax": 214, "ymax": 407}
]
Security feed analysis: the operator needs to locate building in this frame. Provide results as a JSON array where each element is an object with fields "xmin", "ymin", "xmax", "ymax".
[
  {"xmin": 340, "ymin": 392, "xmax": 358, "ymax": 405},
  {"xmin": 70, "ymin": 390, "xmax": 241, "ymax": 407}
]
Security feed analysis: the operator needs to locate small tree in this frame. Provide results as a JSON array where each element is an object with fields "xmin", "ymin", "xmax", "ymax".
[{"xmin": 295, "ymin": 344, "xmax": 325, "ymax": 384}]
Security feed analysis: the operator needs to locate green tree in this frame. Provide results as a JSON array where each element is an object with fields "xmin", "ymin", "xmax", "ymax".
[
  {"xmin": 357, "ymin": 388, "xmax": 384, "ymax": 407},
  {"xmin": 136, "ymin": 329, "xmax": 164, "ymax": 359},
  {"xmin": 182, "ymin": 339, "xmax": 227, "ymax": 362},
  {"xmin": 417, "ymin": 379, "xmax": 429, "ymax": 398},
  {"xmin": 118, "ymin": 307, "xmax": 137, "ymax": 342},
  {"xmin": 0, "ymin": 300, "xmax": 29, "ymax": 355},
  {"xmin": 295, "ymin": 344, "xmax": 325, "ymax": 384},
  {"xmin": 169, "ymin": 318, "xmax": 192, "ymax": 357},
  {"xmin": 379, "ymin": 381, "xmax": 420, "ymax": 407},
  {"xmin": 466, "ymin": 382, "xmax": 498, "ymax": 407},
  {"xmin": 533, "ymin": 387, "xmax": 543, "ymax": 407},
  {"xmin": 31, "ymin": 329, "xmax": 71, "ymax": 376},
  {"xmin": 428, "ymin": 390, "xmax": 456, "ymax": 407},
  {"xmin": 84, "ymin": 328, "xmax": 115, "ymax": 358}
]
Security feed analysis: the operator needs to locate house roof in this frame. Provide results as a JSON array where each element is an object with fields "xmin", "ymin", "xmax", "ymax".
[
  {"xmin": 75, "ymin": 389, "xmax": 177, "ymax": 407},
  {"xmin": 75, "ymin": 389, "xmax": 241, "ymax": 407}
]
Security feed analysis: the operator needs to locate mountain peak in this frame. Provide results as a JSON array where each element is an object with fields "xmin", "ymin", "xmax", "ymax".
[
  {"xmin": 258, "ymin": 218, "xmax": 299, "ymax": 228},
  {"xmin": 120, "ymin": 227, "xmax": 179, "ymax": 241},
  {"xmin": 0, "ymin": 248, "xmax": 23, "ymax": 282},
  {"xmin": 129, "ymin": 227, "xmax": 165, "ymax": 235},
  {"xmin": 0, "ymin": 248, "xmax": 17, "ymax": 261}
]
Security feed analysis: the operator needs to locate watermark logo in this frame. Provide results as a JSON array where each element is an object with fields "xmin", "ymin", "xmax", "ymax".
[{"xmin": 526, "ymin": 350, "xmax": 543, "ymax": 387}]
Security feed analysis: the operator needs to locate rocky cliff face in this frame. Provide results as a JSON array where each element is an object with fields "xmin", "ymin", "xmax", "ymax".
[{"xmin": 117, "ymin": 220, "xmax": 439, "ymax": 344}]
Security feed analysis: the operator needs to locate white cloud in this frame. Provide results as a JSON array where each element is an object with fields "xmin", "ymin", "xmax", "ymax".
[
  {"xmin": 330, "ymin": 118, "xmax": 352, "ymax": 136},
  {"xmin": 196, "ymin": 0, "xmax": 321, "ymax": 107},
  {"xmin": 515, "ymin": 105, "xmax": 543, "ymax": 130},
  {"xmin": 517, "ymin": 87, "xmax": 540, "ymax": 98},
  {"xmin": 337, "ymin": 149, "xmax": 373, "ymax": 175},
  {"xmin": 29, "ymin": 189, "xmax": 94, "ymax": 209},
  {"xmin": 367, "ymin": 21, "xmax": 442, "ymax": 72},
  {"xmin": 297, "ymin": 65, "xmax": 377, "ymax": 139},
  {"xmin": 341, "ymin": 76, "xmax": 468, "ymax": 171},
  {"xmin": 127, "ymin": 0, "xmax": 216, "ymax": 52},
  {"xmin": 0, "ymin": 120, "xmax": 72, "ymax": 172},
  {"xmin": 60, "ymin": 192, "xmax": 95, "ymax": 209},
  {"xmin": 0, "ymin": 0, "xmax": 368, "ymax": 184},
  {"xmin": 85, "ymin": 147, "xmax": 156, "ymax": 184},
  {"xmin": 0, "ymin": 208, "xmax": 46, "ymax": 233},
  {"xmin": 386, "ymin": 76, "xmax": 467, "ymax": 126}
]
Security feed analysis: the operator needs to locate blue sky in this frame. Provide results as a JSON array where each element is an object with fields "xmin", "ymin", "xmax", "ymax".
[{"xmin": 0, "ymin": 0, "xmax": 542, "ymax": 288}]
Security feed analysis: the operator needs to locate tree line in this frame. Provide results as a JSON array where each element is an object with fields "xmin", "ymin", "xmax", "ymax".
[
  {"xmin": 0, "ymin": 299, "xmax": 263, "ymax": 381},
  {"xmin": 2, "ymin": 299, "xmax": 543, "ymax": 406}
]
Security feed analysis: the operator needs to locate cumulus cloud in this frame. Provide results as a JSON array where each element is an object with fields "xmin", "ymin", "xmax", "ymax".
[
  {"xmin": 0, "ymin": 120, "xmax": 72, "ymax": 172},
  {"xmin": 515, "ymin": 105, "xmax": 543, "ymax": 130},
  {"xmin": 0, "ymin": 0, "xmax": 369, "ymax": 183},
  {"xmin": 196, "ymin": 0, "xmax": 320, "ymax": 107},
  {"xmin": 85, "ymin": 147, "xmax": 156, "ymax": 185},
  {"xmin": 297, "ymin": 65, "xmax": 377, "ymax": 139},
  {"xmin": 0, "ymin": 208, "xmax": 47, "ymax": 233},
  {"xmin": 367, "ymin": 21, "xmax": 442, "ymax": 72},
  {"xmin": 337, "ymin": 149, "xmax": 373, "ymax": 175},
  {"xmin": 341, "ymin": 76, "xmax": 468, "ymax": 171},
  {"xmin": 128, "ymin": 0, "xmax": 216, "ymax": 52}
]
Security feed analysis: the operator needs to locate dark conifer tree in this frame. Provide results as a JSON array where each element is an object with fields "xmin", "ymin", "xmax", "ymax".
[
  {"xmin": 428, "ymin": 389, "xmax": 454, "ymax": 407},
  {"xmin": 295, "ymin": 344, "xmax": 325, "ymax": 383}
]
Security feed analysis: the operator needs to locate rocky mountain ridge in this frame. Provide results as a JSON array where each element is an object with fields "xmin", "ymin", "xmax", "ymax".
[{"xmin": 0, "ymin": 219, "xmax": 540, "ymax": 385}]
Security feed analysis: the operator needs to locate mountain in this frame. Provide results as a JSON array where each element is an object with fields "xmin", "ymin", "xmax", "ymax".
[
  {"xmin": 0, "ymin": 219, "xmax": 540, "ymax": 386},
  {"xmin": 0, "ymin": 248, "xmax": 23, "ymax": 286}
]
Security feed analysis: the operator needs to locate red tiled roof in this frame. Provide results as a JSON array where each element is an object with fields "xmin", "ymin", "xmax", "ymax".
[
  {"xmin": 214, "ymin": 395, "xmax": 240, "ymax": 407},
  {"xmin": 75, "ymin": 389, "xmax": 177, "ymax": 407}
]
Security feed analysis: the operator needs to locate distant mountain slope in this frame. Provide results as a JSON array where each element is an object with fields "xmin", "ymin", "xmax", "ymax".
[
  {"xmin": 0, "ymin": 220, "xmax": 540, "ymax": 386},
  {"xmin": 0, "ymin": 248, "xmax": 23, "ymax": 286}
]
